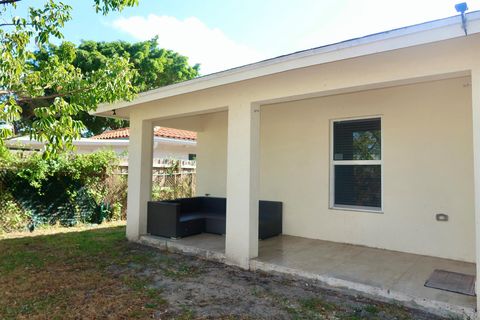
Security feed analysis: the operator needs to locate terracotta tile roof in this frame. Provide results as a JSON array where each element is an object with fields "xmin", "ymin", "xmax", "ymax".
[
  {"xmin": 91, "ymin": 127, "xmax": 197, "ymax": 141},
  {"xmin": 153, "ymin": 127, "xmax": 197, "ymax": 141}
]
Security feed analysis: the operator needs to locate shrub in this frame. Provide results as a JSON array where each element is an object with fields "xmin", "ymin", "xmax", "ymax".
[
  {"xmin": 151, "ymin": 160, "xmax": 195, "ymax": 201},
  {"xmin": 0, "ymin": 149, "xmax": 127, "ymax": 232},
  {"xmin": 0, "ymin": 192, "xmax": 30, "ymax": 235},
  {"xmin": 0, "ymin": 148, "xmax": 196, "ymax": 233}
]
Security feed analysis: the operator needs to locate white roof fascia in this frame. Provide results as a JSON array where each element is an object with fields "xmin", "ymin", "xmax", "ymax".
[
  {"xmin": 73, "ymin": 139, "xmax": 129, "ymax": 146},
  {"xmin": 6, "ymin": 137, "xmax": 196, "ymax": 147},
  {"xmin": 153, "ymin": 136, "xmax": 197, "ymax": 146},
  {"xmin": 94, "ymin": 11, "xmax": 480, "ymax": 114}
]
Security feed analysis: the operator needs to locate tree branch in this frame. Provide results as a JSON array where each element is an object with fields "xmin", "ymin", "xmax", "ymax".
[
  {"xmin": 1, "ymin": 87, "xmax": 93, "ymax": 104},
  {"xmin": 0, "ymin": 89, "xmax": 30, "ymax": 97},
  {"xmin": 0, "ymin": 0, "xmax": 21, "ymax": 5},
  {"xmin": 17, "ymin": 86, "xmax": 94, "ymax": 102},
  {"xmin": 0, "ymin": 22, "xmax": 32, "ymax": 27}
]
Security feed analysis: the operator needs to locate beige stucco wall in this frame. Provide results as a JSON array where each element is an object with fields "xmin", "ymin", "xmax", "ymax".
[
  {"xmin": 74, "ymin": 142, "xmax": 196, "ymax": 160},
  {"xmin": 196, "ymin": 77, "xmax": 475, "ymax": 262},
  {"xmin": 196, "ymin": 111, "xmax": 228, "ymax": 197}
]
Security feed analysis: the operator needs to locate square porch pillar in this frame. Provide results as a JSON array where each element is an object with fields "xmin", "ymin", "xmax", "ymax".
[
  {"xmin": 472, "ymin": 69, "xmax": 480, "ymax": 314},
  {"xmin": 126, "ymin": 117, "xmax": 153, "ymax": 241},
  {"xmin": 225, "ymin": 102, "xmax": 260, "ymax": 268}
]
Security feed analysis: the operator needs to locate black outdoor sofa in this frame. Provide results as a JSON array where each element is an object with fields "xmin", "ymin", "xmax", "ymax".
[{"xmin": 147, "ymin": 197, "xmax": 282, "ymax": 240}]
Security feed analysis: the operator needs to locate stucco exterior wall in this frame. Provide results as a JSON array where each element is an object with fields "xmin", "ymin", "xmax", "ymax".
[
  {"xmin": 73, "ymin": 145, "xmax": 126, "ymax": 155},
  {"xmin": 151, "ymin": 143, "xmax": 196, "ymax": 160},
  {"xmin": 196, "ymin": 111, "xmax": 228, "ymax": 197},
  {"xmin": 196, "ymin": 77, "xmax": 475, "ymax": 262},
  {"xmin": 73, "ymin": 141, "xmax": 196, "ymax": 160}
]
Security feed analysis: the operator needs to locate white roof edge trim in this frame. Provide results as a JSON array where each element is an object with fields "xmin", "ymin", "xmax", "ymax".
[
  {"xmin": 94, "ymin": 11, "xmax": 480, "ymax": 114},
  {"xmin": 153, "ymin": 137, "xmax": 197, "ymax": 145},
  {"xmin": 6, "ymin": 137, "xmax": 196, "ymax": 147}
]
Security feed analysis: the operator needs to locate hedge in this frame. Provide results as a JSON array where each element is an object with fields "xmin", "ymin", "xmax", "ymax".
[{"xmin": 0, "ymin": 147, "xmax": 126, "ymax": 234}]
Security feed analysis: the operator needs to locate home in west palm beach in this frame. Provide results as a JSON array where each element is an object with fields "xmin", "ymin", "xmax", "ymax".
[{"xmin": 94, "ymin": 11, "xmax": 480, "ymax": 317}]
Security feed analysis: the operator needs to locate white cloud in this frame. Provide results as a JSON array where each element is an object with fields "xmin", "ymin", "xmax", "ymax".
[{"xmin": 111, "ymin": 15, "xmax": 265, "ymax": 75}]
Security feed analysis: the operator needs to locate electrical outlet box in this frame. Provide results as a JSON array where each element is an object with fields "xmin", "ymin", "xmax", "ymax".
[{"xmin": 436, "ymin": 213, "xmax": 449, "ymax": 222}]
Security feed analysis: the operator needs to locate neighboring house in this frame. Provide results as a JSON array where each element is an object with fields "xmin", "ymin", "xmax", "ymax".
[
  {"xmin": 90, "ymin": 127, "xmax": 197, "ymax": 161},
  {"xmin": 6, "ymin": 126, "xmax": 197, "ymax": 163},
  {"xmin": 95, "ymin": 12, "xmax": 480, "ymax": 316}
]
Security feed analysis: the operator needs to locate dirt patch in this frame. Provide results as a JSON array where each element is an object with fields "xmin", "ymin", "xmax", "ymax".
[
  {"xmin": 0, "ymin": 226, "xmax": 454, "ymax": 319},
  {"xmin": 115, "ymin": 244, "xmax": 449, "ymax": 320}
]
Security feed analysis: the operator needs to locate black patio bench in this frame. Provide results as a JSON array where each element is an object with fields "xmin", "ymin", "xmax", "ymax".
[{"xmin": 147, "ymin": 197, "xmax": 282, "ymax": 240}]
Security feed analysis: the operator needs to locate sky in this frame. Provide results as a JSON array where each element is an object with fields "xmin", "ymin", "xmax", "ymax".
[{"xmin": 11, "ymin": 0, "xmax": 480, "ymax": 75}]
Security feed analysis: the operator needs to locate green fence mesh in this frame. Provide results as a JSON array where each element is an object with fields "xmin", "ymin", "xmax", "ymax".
[{"xmin": 0, "ymin": 169, "xmax": 107, "ymax": 231}]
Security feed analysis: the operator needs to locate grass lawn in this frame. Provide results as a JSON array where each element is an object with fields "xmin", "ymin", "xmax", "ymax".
[
  {"xmin": 0, "ymin": 224, "xmax": 449, "ymax": 319},
  {"xmin": 0, "ymin": 223, "xmax": 168, "ymax": 319}
]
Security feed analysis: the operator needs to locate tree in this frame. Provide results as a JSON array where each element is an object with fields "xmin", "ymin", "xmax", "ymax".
[
  {"xmin": 19, "ymin": 38, "xmax": 200, "ymax": 136},
  {"xmin": 0, "ymin": 0, "xmax": 139, "ymax": 157},
  {"xmin": 76, "ymin": 38, "xmax": 200, "ymax": 93}
]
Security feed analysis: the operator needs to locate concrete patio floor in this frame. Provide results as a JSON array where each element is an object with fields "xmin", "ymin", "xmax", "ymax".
[{"xmin": 139, "ymin": 233, "xmax": 476, "ymax": 317}]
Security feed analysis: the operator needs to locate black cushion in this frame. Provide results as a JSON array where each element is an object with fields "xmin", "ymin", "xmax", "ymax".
[
  {"xmin": 147, "ymin": 197, "xmax": 282, "ymax": 239},
  {"xmin": 178, "ymin": 212, "xmax": 206, "ymax": 222},
  {"xmin": 178, "ymin": 211, "xmax": 226, "ymax": 222}
]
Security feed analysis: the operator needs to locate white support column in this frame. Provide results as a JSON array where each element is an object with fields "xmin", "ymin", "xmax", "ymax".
[
  {"xmin": 126, "ymin": 116, "xmax": 153, "ymax": 241},
  {"xmin": 225, "ymin": 102, "xmax": 260, "ymax": 268},
  {"xmin": 472, "ymin": 69, "xmax": 480, "ymax": 315}
]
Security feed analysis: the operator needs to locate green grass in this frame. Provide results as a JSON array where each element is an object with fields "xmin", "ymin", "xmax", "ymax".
[
  {"xmin": 0, "ymin": 224, "xmax": 444, "ymax": 320},
  {"xmin": 268, "ymin": 293, "xmax": 418, "ymax": 320},
  {"xmin": 300, "ymin": 297, "xmax": 337, "ymax": 313},
  {"xmin": 163, "ymin": 261, "xmax": 200, "ymax": 279},
  {"xmin": 0, "ymin": 225, "xmax": 166, "ymax": 319}
]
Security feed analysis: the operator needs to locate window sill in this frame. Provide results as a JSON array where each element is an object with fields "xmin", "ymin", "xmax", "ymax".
[{"xmin": 330, "ymin": 205, "xmax": 383, "ymax": 214}]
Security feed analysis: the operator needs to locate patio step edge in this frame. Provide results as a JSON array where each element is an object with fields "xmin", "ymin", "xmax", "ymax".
[
  {"xmin": 250, "ymin": 259, "xmax": 476, "ymax": 319},
  {"xmin": 137, "ymin": 236, "xmax": 474, "ymax": 319},
  {"xmin": 138, "ymin": 235, "xmax": 226, "ymax": 263}
]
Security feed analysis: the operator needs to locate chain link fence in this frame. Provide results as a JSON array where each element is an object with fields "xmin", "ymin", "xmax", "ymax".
[
  {"xmin": 0, "ymin": 158, "xmax": 196, "ymax": 233},
  {"xmin": 0, "ymin": 169, "xmax": 116, "ymax": 231}
]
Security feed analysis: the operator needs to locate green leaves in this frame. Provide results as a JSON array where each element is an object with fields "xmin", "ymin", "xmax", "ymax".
[
  {"xmin": 29, "ymin": 38, "xmax": 200, "ymax": 136},
  {"xmin": 93, "ymin": 0, "xmax": 139, "ymax": 15},
  {"xmin": 1, "ymin": 149, "xmax": 119, "ymax": 190},
  {"xmin": 1, "ymin": 0, "xmax": 198, "ymax": 157},
  {"xmin": 75, "ymin": 37, "xmax": 200, "ymax": 94},
  {"xmin": 0, "ymin": 0, "xmax": 138, "ymax": 157},
  {"xmin": 28, "ymin": 0, "xmax": 72, "ymax": 45}
]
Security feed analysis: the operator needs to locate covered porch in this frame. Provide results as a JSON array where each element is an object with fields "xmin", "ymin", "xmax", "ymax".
[
  {"xmin": 94, "ymin": 14, "xmax": 480, "ymax": 317},
  {"xmin": 139, "ymin": 233, "xmax": 476, "ymax": 317}
]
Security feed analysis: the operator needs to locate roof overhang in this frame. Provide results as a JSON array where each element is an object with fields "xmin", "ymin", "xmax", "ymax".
[{"xmin": 93, "ymin": 11, "xmax": 480, "ymax": 119}]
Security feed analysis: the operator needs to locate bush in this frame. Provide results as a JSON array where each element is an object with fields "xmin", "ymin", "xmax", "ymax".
[
  {"xmin": 0, "ymin": 148, "xmax": 196, "ymax": 233},
  {"xmin": 0, "ymin": 192, "xmax": 30, "ymax": 235},
  {"xmin": 151, "ymin": 160, "xmax": 195, "ymax": 201},
  {"xmin": 0, "ymin": 148, "xmax": 127, "ymax": 232}
]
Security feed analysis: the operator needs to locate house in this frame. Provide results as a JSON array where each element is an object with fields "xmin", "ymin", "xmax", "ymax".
[
  {"xmin": 94, "ymin": 11, "xmax": 480, "ymax": 317},
  {"xmin": 6, "ymin": 126, "xmax": 197, "ymax": 163}
]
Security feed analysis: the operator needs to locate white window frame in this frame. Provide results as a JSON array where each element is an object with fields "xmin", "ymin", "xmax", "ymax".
[{"xmin": 329, "ymin": 115, "xmax": 384, "ymax": 213}]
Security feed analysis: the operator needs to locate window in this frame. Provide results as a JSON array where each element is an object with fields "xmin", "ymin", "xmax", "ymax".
[
  {"xmin": 331, "ymin": 117, "xmax": 382, "ymax": 211},
  {"xmin": 188, "ymin": 153, "xmax": 197, "ymax": 161}
]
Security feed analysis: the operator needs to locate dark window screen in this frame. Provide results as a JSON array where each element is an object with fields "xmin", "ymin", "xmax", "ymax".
[
  {"xmin": 333, "ymin": 118, "xmax": 382, "ymax": 209},
  {"xmin": 334, "ymin": 165, "xmax": 381, "ymax": 208},
  {"xmin": 333, "ymin": 118, "xmax": 381, "ymax": 161}
]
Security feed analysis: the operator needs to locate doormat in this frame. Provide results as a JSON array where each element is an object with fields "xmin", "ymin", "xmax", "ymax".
[{"xmin": 424, "ymin": 269, "xmax": 476, "ymax": 296}]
